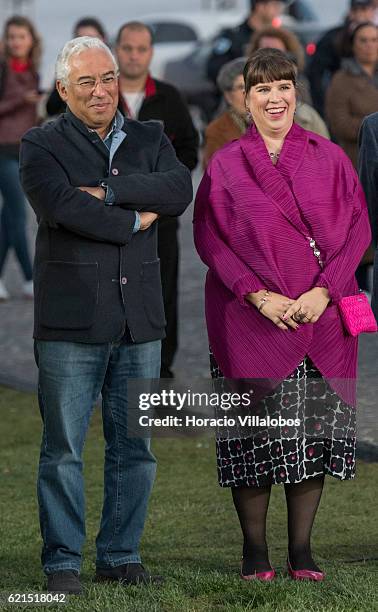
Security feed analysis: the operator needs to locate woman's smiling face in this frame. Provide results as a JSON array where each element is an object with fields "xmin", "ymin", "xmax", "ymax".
[{"xmin": 245, "ymin": 79, "xmax": 296, "ymax": 135}]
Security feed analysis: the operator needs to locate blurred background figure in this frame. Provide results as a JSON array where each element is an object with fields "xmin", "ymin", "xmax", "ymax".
[
  {"xmin": 307, "ymin": 0, "xmax": 375, "ymax": 117},
  {"xmin": 45, "ymin": 16, "xmax": 107, "ymax": 117},
  {"xmin": 206, "ymin": 0, "xmax": 285, "ymax": 85},
  {"xmin": 326, "ymin": 21, "xmax": 378, "ymax": 167},
  {"xmin": 115, "ymin": 21, "xmax": 199, "ymax": 378},
  {"xmin": 0, "ymin": 15, "xmax": 41, "ymax": 301},
  {"xmin": 203, "ymin": 57, "xmax": 248, "ymax": 168},
  {"xmin": 71, "ymin": 16, "xmax": 107, "ymax": 41},
  {"xmin": 325, "ymin": 20, "xmax": 378, "ymax": 292}
]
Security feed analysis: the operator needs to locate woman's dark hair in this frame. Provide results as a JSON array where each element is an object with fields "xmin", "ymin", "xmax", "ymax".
[
  {"xmin": 3, "ymin": 15, "xmax": 41, "ymax": 70},
  {"xmin": 243, "ymin": 48, "xmax": 298, "ymax": 92},
  {"xmin": 339, "ymin": 20, "xmax": 377, "ymax": 57},
  {"xmin": 350, "ymin": 20, "xmax": 377, "ymax": 46},
  {"xmin": 73, "ymin": 17, "xmax": 107, "ymax": 41}
]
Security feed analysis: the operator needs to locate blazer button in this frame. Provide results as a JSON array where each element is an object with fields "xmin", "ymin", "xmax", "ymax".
[
  {"xmin": 121, "ymin": 277, "xmax": 127, "ymax": 285},
  {"xmin": 112, "ymin": 168, "xmax": 119, "ymax": 175}
]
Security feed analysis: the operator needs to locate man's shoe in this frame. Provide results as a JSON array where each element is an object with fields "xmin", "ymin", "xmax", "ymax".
[
  {"xmin": 95, "ymin": 563, "xmax": 164, "ymax": 586},
  {"xmin": 47, "ymin": 570, "xmax": 82, "ymax": 594}
]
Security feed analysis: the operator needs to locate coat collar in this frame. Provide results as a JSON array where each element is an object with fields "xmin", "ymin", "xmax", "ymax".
[
  {"xmin": 239, "ymin": 122, "xmax": 310, "ymax": 237},
  {"xmin": 65, "ymin": 108, "xmax": 124, "ymax": 155}
]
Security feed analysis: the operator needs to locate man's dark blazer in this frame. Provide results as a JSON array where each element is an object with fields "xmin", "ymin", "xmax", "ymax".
[{"xmin": 19, "ymin": 109, "xmax": 193, "ymax": 343}]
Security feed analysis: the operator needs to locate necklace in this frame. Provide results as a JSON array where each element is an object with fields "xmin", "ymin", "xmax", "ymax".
[{"xmin": 269, "ymin": 151, "xmax": 280, "ymax": 163}]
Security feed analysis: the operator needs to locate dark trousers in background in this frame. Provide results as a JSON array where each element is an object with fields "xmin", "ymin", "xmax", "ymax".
[
  {"xmin": 0, "ymin": 154, "xmax": 33, "ymax": 280},
  {"xmin": 158, "ymin": 217, "xmax": 179, "ymax": 377},
  {"xmin": 356, "ymin": 263, "xmax": 373, "ymax": 293}
]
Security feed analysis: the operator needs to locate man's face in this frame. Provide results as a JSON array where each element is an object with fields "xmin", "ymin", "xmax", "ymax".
[
  {"xmin": 57, "ymin": 48, "xmax": 119, "ymax": 129},
  {"xmin": 116, "ymin": 28, "xmax": 153, "ymax": 80}
]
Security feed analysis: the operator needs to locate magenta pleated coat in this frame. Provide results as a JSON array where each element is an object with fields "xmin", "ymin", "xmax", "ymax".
[{"xmin": 193, "ymin": 123, "xmax": 372, "ymax": 406}]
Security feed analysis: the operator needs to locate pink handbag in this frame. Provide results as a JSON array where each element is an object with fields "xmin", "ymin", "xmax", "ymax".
[{"xmin": 338, "ymin": 292, "xmax": 377, "ymax": 336}]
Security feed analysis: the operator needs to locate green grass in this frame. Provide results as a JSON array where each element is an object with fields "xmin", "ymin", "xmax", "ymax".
[{"xmin": 0, "ymin": 386, "xmax": 377, "ymax": 611}]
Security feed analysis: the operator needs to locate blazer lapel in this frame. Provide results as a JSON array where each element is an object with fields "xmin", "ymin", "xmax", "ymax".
[{"xmin": 239, "ymin": 123, "xmax": 310, "ymax": 237}]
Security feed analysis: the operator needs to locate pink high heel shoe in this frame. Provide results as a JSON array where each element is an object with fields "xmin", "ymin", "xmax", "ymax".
[
  {"xmin": 287, "ymin": 557, "xmax": 325, "ymax": 581},
  {"xmin": 240, "ymin": 559, "xmax": 276, "ymax": 581}
]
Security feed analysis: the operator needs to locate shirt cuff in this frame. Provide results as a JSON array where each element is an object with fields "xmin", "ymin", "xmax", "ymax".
[
  {"xmin": 99, "ymin": 181, "xmax": 115, "ymax": 205},
  {"xmin": 232, "ymin": 274, "xmax": 267, "ymax": 307},
  {"xmin": 133, "ymin": 211, "xmax": 141, "ymax": 233}
]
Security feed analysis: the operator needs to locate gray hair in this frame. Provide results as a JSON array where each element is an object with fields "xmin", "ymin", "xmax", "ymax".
[
  {"xmin": 217, "ymin": 57, "xmax": 247, "ymax": 93},
  {"xmin": 55, "ymin": 36, "xmax": 118, "ymax": 84}
]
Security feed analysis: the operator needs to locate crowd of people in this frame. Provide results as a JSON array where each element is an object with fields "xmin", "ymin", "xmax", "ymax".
[{"xmin": 0, "ymin": 0, "xmax": 377, "ymax": 596}]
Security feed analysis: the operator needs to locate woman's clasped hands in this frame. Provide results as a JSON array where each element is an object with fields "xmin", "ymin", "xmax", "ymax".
[{"xmin": 247, "ymin": 287, "xmax": 330, "ymax": 331}]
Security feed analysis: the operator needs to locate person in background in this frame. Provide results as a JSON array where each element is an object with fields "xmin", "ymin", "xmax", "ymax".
[
  {"xmin": 72, "ymin": 16, "xmax": 107, "ymax": 41},
  {"xmin": 206, "ymin": 0, "xmax": 286, "ymax": 85},
  {"xmin": 307, "ymin": 0, "xmax": 375, "ymax": 117},
  {"xmin": 203, "ymin": 58, "xmax": 249, "ymax": 168},
  {"xmin": 115, "ymin": 21, "xmax": 199, "ymax": 379},
  {"xmin": 45, "ymin": 17, "xmax": 107, "ymax": 117},
  {"xmin": 194, "ymin": 48, "xmax": 370, "ymax": 583},
  {"xmin": 0, "ymin": 15, "xmax": 41, "ymax": 301},
  {"xmin": 326, "ymin": 21, "xmax": 378, "ymax": 292},
  {"xmin": 359, "ymin": 112, "xmax": 378, "ymax": 317},
  {"xmin": 248, "ymin": 27, "xmax": 330, "ymax": 138},
  {"xmin": 326, "ymin": 22, "xmax": 378, "ymax": 167}
]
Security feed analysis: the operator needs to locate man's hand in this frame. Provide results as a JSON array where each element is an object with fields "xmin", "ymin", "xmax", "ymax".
[
  {"xmin": 139, "ymin": 212, "xmax": 159, "ymax": 231},
  {"xmin": 282, "ymin": 287, "xmax": 330, "ymax": 324},
  {"xmin": 78, "ymin": 186, "xmax": 105, "ymax": 200},
  {"xmin": 246, "ymin": 290, "xmax": 298, "ymax": 331}
]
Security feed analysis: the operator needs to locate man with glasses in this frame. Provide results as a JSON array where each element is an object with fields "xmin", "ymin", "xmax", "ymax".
[{"xmin": 19, "ymin": 37, "xmax": 192, "ymax": 595}]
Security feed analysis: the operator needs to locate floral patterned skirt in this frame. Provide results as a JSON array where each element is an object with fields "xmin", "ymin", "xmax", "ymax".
[{"xmin": 210, "ymin": 352, "xmax": 356, "ymax": 488}]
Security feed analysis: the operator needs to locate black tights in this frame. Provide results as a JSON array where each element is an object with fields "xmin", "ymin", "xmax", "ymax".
[{"xmin": 232, "ymin": 475, "xmax": 325, "ymax": 574}]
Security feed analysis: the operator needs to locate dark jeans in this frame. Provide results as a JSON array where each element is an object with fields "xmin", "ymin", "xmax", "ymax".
[
  {"xmin": 34, "ymin": 338, "xmax": 161, "ymax": 575},
  {"xmin": 0, "ymin": 154, "xmax": 33, "ymax": 280}
]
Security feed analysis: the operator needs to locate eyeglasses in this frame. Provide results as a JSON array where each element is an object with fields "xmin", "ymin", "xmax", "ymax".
[{"xmin": 69, "ymin": 74, "xmax": 118, "ymax": 90}]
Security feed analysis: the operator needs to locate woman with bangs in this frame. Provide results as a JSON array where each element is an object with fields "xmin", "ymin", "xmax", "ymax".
[{"xmin": 194, "ymin": 49, "xmax": 371, "ymax": 582}]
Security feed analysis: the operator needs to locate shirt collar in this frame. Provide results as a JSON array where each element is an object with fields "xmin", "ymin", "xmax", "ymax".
[{"xmin": 87, "ymin": 109, "xmax": 125, "ymax": 141}]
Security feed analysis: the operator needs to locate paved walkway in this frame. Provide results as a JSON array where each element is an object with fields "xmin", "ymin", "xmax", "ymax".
[{"xmin": 0, "ymin": 167, "xmax": 377, "ymax": 459}]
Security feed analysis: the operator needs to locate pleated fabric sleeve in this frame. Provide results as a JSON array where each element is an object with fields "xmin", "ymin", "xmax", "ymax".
[
  {"xmin": 315, "ymin": 180, "xmax": 371, "ymax": 303},
  {"xmin": 193, "ymin": 165, "xmax": 266, "ymax": 307}
]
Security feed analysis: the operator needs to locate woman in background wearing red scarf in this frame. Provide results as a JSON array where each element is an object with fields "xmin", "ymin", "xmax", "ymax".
[{"xmin": 0, "ymin": 16, "xmax": 41, "ymax": 300}]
